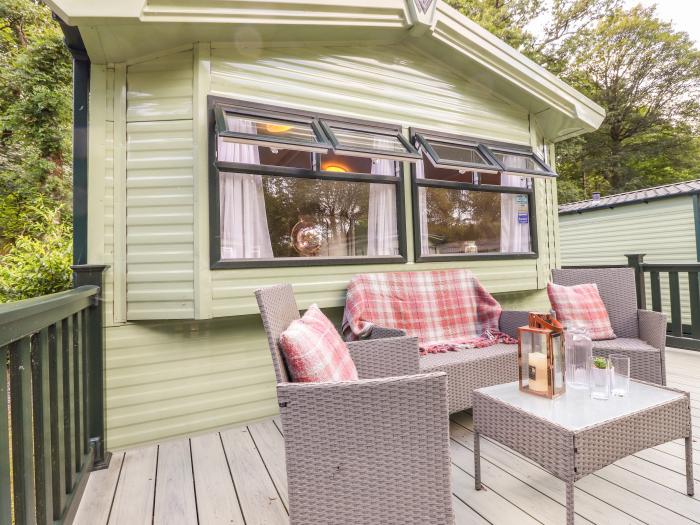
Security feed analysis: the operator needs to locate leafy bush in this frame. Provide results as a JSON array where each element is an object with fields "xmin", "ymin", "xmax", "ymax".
[{"xmin": 0, "ymin": 203, "xmax": 72, "ymax": 302}]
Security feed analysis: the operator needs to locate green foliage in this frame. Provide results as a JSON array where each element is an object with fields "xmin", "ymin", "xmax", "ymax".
[
  {"xmin": 0, "ymin": 201, "xmax": 72, "ymax": 302},
  {"xmin": 0, "ymin": 0, "xmax": 73, "ymax": 301},
  {"xmin": 593, "ymin": 356, "xmax": 609, "ymax": 369}
]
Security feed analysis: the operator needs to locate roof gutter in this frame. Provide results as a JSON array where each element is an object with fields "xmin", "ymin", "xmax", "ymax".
[{"xmin": 54, "ymin": 15, "xmax": 90, "ymax": 266}]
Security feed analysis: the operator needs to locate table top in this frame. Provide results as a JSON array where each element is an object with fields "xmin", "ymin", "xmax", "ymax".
[{"xmin": 475, "ymin": 381, "xmax": 686, "ymax": 431}]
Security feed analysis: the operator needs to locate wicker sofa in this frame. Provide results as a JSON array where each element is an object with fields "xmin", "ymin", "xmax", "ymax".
[
  {"xmin": 552, "ymin": 267, "xmax": 667, "ymax": 385},
  {"xmin": 357, "ymin": 312, "xmax": 527, "ymax": 414},
  {"xmin": 255, "ymin": 284, "xmax": 454, "ymax": 525}
]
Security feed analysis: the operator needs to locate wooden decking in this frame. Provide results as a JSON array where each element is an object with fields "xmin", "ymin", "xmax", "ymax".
[{"xmin": 75, "ymin": 349, "xmax": 700, "ymax": 524}]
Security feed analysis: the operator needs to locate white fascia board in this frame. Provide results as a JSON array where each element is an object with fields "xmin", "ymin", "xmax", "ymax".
[{"xmin": 432, "ymin": 2, "xmax": 605, "ymax": 132}]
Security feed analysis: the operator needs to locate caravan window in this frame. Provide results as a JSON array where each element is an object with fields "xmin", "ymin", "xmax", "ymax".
[
  {"xmin": 411, "ymin": 129, "xmax": 539, "ymax": 261},
  {"xmin": 210, "ymin": 98, "xmax": 414, "ymax": 268}
]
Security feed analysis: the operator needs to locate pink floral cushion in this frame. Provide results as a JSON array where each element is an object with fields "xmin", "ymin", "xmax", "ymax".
[
  {"xmin": 547, "ymin": 282, "xmax": 616, "ymax": 340},
  {"xmin": 279, "ymin": 304, "xmax": 358, "ymax": 382}
]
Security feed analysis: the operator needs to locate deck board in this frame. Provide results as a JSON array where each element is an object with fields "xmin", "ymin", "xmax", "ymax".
[
  {"xmin": 153, "ymin": 439, "xmax": 198, "ymax": 525},
  {"xmin": 220, "ymin": 426, "xmax": 288, "ymax": 525},
  {"xmin": 107, "ymin": 446, "xmax": 157, "ymax": 525},
  {"xmin": 76, "ymin": 348, "xmax": 700, "ymax": 524},
  {"xmin": 191, "ymin": 432, "xmax": 245, "ymax": 525}
]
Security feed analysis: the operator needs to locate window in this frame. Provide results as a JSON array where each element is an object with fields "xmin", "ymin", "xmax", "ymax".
[
  {"xmin": 210, "ymin": 98, "xmax": 416, "ymax": 268},
  {"xmin": 411, "ymin": 129, "xmax": 538, "ymax": 261},
  {"xmin": 490, "ymin": 147, "xmax": 555, "ymax": 177}
]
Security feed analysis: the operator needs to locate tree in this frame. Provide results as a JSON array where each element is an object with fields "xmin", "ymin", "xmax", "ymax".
[
  {"xmin": 446, "ymin": 1, "xmax": 700, "ymax": 201},
  {"xmin": 557, "ymin": 6, "xmax": 700, "ymax": 195},
  {"xmin": 0, "ymin": 0, "xmax": 73, "ymax": 300}
]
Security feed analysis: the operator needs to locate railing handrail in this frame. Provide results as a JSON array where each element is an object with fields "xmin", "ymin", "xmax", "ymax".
[
  {"xmin": 0, "ymin": 285, "xmax": 99, "ymax": 347},
  {"xmin": 640, "ymin": 262, "xmax": 700, "ymax": 272}
]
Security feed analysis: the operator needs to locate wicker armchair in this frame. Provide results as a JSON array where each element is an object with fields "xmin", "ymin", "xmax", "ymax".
[
  {"xmin": 255, "ymin": 284, "xmax": 454, "ymax": 525},
  {"xmin": 552, "ymin": 268, "xmax": 667, "ymax": 385}
]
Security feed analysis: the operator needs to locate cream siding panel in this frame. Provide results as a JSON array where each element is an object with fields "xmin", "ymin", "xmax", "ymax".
[
  {"xmin": 126, "ymin": 50, "xmax": 193, "ymax": 122},
  {"xmin": 559, "ymin": 197, "xmax": 697, "ymax": 323},
  {"xmin": 125, "ymin": 50, "xmax": 195, "ymax": 319},
  {"xmin": 210, "ymin": 44, "xmax": 530, "ymax": 143},
  {"xmin": 105, "ymin": 317, "xmax": 278, "ymax": 449}
]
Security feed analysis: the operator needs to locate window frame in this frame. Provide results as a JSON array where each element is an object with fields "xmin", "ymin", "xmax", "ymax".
[
  {"xmin": 488, "ymin": 144, "xmax": 556, "ymax": 177},
  {"xmin": 410, "ymin": 128, "xmax": 539, "ymax": 263},
  {"xmin": 319, "ymin": 119, "xmax": 422, "ymax": 162},
  {"xmin": 214, "ymin": 102, "xmax": 332, "ymax": 153},
  {"xmin": 208, "ymin": 96, "xmax": 408, "ymax": 269},
  {"xmin": 414, "ymin": 131, "xmax": 503, "ymax": 173}
]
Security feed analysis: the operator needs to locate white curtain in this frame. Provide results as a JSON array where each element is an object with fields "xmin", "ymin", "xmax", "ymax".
[
  {"xmin": 218, "ymin": 118, "xmax": 273, "ymax": 259},
  {"xmin": 367, "ymin": 154, "xmax": 398, "ymax": 256},
  {"xmin": 500, "ymin": 156, "xmax": 531, "ymax": 253},
  {"xmin": 415, "ymin": 153, "xmax": 431, "ymax": 255}
]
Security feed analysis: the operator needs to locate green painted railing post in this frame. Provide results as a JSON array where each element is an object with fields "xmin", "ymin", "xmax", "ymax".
[
  {"xmin": 71, "ymin": 264, "xmax": 110, "ymax": 470},
  {"xmin": 625, "ymin": 254, "xmax": 647, "ymax": 309}
]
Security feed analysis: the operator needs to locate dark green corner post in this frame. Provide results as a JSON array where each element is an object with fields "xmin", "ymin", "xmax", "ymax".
[
  {"xmin": 625, "ymin": 254, "xmax": 647, "ymax": 310},
  {"xmin": 71, "ymin": 264, "xmax": 111, "ymax": 470}
]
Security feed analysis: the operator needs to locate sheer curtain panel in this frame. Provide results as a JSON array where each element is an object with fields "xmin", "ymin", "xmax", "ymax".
[
  {"xmin": 367, "ymin": 155, "xmax": 398, "ymax": 256},
  {"xmin": 218, "ymin": 118, "xmax": 274, "ymax": 259}
]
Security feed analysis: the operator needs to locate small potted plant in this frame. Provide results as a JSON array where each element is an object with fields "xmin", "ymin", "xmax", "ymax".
[{"xmin": 590, "ymin": 356, "xmax": 611, "ymax": 400}]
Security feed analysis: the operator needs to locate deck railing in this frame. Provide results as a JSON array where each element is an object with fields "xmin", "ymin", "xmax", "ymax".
[
  {"xmin": 1, "ymin": 265, "xmax": 108, "ymax": 525},
  {"xmin": 565, "ymin": 254, "xmax": 700, "ymax": 352}
]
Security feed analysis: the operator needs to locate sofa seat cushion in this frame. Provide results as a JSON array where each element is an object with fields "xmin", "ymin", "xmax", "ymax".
[
  {"xmin": 420, "ymin": 344, "xmax": 518, "ymax": 413},
  {"xmin": 592, "ymin": 338, "xmax": 658, "ymax": 353}
]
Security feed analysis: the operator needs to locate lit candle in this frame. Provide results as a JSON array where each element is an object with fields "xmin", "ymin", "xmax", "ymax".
[{"xmin": 528, "ymin": 352, "xmax": 549, "ymax": 394}]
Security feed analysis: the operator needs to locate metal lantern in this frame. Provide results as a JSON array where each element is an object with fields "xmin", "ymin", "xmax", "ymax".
[{"xmin": 517, "ymin": 313, "xmax": 566, "ymax": 398}]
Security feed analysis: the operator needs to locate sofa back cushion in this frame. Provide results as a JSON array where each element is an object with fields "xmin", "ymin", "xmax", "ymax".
[
  {"xmin": 551, "ymin": 268, "xmax": 639, "ymax": 338},
  {"xmin": 547, "ymin": 282, "xmax": 616, "ymax": 340},
  {"xmin": 280, "ymin": 304, "xmax": 358, "ymax": 383},
  {"xmin": 343, "ymin": 269, "xmax": 505, "ymax": 352}
]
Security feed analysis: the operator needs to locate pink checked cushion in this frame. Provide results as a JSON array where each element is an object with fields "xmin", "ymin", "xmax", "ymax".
[
  {"xmin": 279, "ymin": 304, "xmax": 358, "ymax": 382},
  {"xmin": 547, "ymin": 282, "xmax": 616, "ymax": 340}
]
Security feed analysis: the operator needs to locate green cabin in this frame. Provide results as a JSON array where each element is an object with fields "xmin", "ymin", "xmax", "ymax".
[
  {"xmin": 560, "ymin": 180, "xmax": 700, "ymax": 332},
  {"xmin": 47, "ymin": 0, "xmax": 604, "ymax": 449}
]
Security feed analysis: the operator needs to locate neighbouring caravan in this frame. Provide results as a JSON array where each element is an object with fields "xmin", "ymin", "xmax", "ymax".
[
  {"xmin": 560, "ymin": 180, "xmax": 700, "ymax": 333},
  {"xmin": 48, "ymin": 0, "xmax": 604, "ymax": 448}
]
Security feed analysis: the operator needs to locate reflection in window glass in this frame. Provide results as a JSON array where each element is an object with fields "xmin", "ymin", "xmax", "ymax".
[
  {"xmin": 258, "ymin": 147, "xmax": 313, "ymax": 169},
  {"xmin": 330, "ymin": 127, "xmax": 408, "ymax": 154},
  {"xmin": 430, "ymin": 141, "xmax": 490, "ymax": 166},
  {"xmin": 223, "ymin": 113, "xmax": 320, "ymax": 145},
  {"xmin": 421, "ymin": 152, "xmax": 474, "ymax": 183},
  {"xmin": 493, "ymin": 151, "xmax": 546, "ymax": 172},
  {"xmin": 419, "ymin": 187, "xmax": 531, "ymax": 255},
  {"xmin": 250, "ymin": 175, "xmax": 399, "ymax": 258}
]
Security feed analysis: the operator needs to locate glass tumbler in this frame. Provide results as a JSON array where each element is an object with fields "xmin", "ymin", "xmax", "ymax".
[
  {"xmin": 610, "ymin": 354, "xmax": 631, "ymax": 397},
  {"xmin": 565, "ymin": 324, "xmax": 592, "ymax": 389},
  {"xmin": 590, "ymin": 356, "xmax": 611, "ymax": 400}
]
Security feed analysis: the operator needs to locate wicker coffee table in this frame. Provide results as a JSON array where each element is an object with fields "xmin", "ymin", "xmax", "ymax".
[{"xmin": 473, "ymin": 381, "xmax": 694, "ymax": 525}]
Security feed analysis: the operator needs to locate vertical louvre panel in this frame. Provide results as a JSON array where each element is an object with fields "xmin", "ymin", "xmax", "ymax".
[
  {"xmin": 73, "ymin": 312, "xmax": 84, "ymax": 470},
  {"xmin": 0, "ymin": 345, "xmax": 10, "ymax": 525},
  {"xmin": 650, "ymin": 271, "xmax": 662, "ymax": 312},
  {"xmin": 81, "ymin": 310, "xmax": 89, "ymax": 455},
  {"xmin": 126, "ymin": 50, "xmax": 195, "ymax": 320},
  {"xmin": 689, "ymin": 272, "xmax": 700, "ymax": 338},
  {"xmin": 49, "ymin": 323, "xmax": 67, "ymax": 518},
  {"xmin": 63, "ymin": 317, "xmax": 75, "ymax": 492},
  {"xmin": 33, "ymin": 329, "xmax": 53, "ymax": 525},
  {"xmin": 9, "ymin": 338, "xmax": 35, "ymax": 525},
  {"xmin": 669, "ymin": 272, "xmax": 682, "ymax": 336}
]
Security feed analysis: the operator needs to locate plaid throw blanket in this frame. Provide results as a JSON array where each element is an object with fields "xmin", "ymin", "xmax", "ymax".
[{"xmin": 342, "ymin": 269, "xmax": 517, "ymax": 354}]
